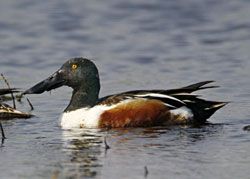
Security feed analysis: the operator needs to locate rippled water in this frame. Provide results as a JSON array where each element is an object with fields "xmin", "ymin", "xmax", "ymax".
[{"xmin": 0, "ymin": 0, "xmax": 250, "ymax": 178}]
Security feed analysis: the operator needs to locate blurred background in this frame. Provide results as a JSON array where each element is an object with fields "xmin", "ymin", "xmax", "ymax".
[{"xmin": 0, "ymin": 0, "xmax": 250, "ymax": 179}]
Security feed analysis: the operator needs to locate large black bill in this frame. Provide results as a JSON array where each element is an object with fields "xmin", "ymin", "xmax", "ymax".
[{"xmin": 23, "ymin": 70, "xmax": 66, "ymax": 95}]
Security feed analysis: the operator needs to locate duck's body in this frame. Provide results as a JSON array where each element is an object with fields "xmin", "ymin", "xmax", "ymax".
[
  {"xmin": 60, "ymin": 81, "xmax": 225, "ymax": 129},
  {"xmin": 24, "ymin": 58, "xmax": 227, "ymax": 129},
  {"xmin": 60, "ymin": 100, "xmax": 193, "ymax": 129}
]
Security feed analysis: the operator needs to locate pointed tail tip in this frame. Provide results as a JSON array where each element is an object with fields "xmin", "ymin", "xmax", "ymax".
[
  {"xmin": 205, "ymin": 102, "xmax": 229, "ymax": 112},
  {"xmin": 209, "ymin": 102, "xmax": 229, "ymax": 110}
]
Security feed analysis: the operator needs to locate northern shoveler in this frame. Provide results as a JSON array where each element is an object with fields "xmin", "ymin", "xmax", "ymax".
[{"xmin": 23, "ymin": 57, "xmax": 227, "ymax": 129}]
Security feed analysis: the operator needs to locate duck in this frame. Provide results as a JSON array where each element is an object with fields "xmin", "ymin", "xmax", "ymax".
[
  {"xmin": 23, "ymin": 57, "xmax": 227, "ymax": 129},
  {"xmin": 0, "ymin": 88, "xmax": 32, "ymax": 119}
]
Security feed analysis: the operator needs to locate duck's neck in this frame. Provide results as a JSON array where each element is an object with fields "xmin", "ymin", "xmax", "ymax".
[{"xmin": 65, "ymin": 85, "xmax": 100, "ymax": 112}]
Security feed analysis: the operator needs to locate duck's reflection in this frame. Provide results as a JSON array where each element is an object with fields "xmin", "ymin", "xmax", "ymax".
[
  {"xmin": 61, "ymin": 128, "xmax": 106, "ymax": 178},
  {"xmin": 59, "ymin": 124, "xmax": 223, "ymax": 178},
  {"xmin": 140, "ymin": 124, "xmax": 224, "ymax": 154}
]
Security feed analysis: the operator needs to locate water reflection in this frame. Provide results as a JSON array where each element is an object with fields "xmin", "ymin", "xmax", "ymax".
[
  {"xmin": 178, "ymin": 124, "xmax": 224, "ymax": 142},
  {"xmin": 140, "ymin": 124, "xmax": 224, "ymax": 151},
  {"xmin": 61, "ymin": 129, "xmax": 105, "ymax": 178}
]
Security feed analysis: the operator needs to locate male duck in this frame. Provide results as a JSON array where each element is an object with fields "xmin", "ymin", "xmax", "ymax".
[{"xmin": 24, "ymin": 57, "xmax": 227, "ymax": 129}]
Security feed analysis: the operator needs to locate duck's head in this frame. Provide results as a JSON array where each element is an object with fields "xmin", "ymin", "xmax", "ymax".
[{"xmin": 23, "ymin": 57, "xmax": 100, "ymax": 95}]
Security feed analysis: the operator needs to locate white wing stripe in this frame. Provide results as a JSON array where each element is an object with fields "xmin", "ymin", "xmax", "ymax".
[
  {"xmin": 134, "ymin": 93, "xmax": 185, "ymax": 104},
  {"xmin": 163, "ymin": 103, "xmax": 177, "ymax": 109}
]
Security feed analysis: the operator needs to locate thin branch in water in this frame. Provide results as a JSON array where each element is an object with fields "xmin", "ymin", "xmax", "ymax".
[
  {"xmin": 144, "ymin": 166, "xmax": 149, "ymax": 178},
  {"xmin": 26, "ymin": 98, "xmax": 34, "ymax": 111},
  {"xmin": 1, "ymin": 74, "xmax": 16, "ymax": 109},
  {"xmin": 0, "ymin": 122, "xmax": 6, "ymax": 139},
  {"xmin": 1, "ymin": 137, "xmax": 4, "ymax": 147},
  {"xmin": 104, "ymin": 136, "xmax": 110, "ymax": 150}
]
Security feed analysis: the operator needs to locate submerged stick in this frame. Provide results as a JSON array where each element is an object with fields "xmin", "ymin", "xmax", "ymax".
[
  {"xmin": 144, "ymin": 166, "xmax": 149, "ymax": 178},
  {"xmin": 1, "ymin": 74, "xmax": 16, "ymax": 109},
  {"xmin": 26, "ymin": 98, "xmax": 34, "ymax": 111},
  {"xmin": 104, "ymin": 136, "xmax": 110, "ymax": 150},
  {"xmin": 0, "ymin": 122, "xmax": 6, "ymax": 139},
  {"xmin": 1, "ymin": 138, "xmax": 4, "ymax": 146}
]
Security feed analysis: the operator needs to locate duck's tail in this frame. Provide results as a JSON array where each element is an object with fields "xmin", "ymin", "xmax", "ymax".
[{"xmin": 185, "ymin": 99, "xmax": 228, "ymax": 124}]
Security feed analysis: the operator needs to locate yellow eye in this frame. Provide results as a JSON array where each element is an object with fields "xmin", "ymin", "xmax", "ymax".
[{"xmin": 72, "ymin": 64, "xmax": 78, "ymax": 70}]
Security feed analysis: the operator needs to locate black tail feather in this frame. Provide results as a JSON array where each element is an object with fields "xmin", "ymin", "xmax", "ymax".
[
  {"xmin": 183, "ymin": 81, "xmax": 215, "ymax": 89},
  {"xmin": 164, "ymin": 81, "xmax": 219, "ymax": 94},
  {"xmin": 179, "ymin": 81, "xmax": 219, "ymax": 93},
  {"xmin": 185, "ymin": 99, "xmax": 228, "ymax": 123}
]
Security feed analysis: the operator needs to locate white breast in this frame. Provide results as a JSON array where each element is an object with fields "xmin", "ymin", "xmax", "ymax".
[{"xmin": 59, "ymin": 105, "xmax": 114, "ymax": 129}]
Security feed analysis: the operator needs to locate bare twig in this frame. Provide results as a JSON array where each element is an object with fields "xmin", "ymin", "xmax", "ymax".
[
  {"xmin": 1, "ymin": 74, "xmax": 16, "ymax": 109},
  {"xmin": 0, "ymin": 122, "xmax": 6, "ymax": 139},
  {"xmin": 1, "ymin": 138, "xmax": 4, "ymax": 146},
  {"xmin": 144, "ymin": 166, "xmax": 149, "ymax": 178},
  {"xmin": 104, "ymin": 136, "xmax": 110, "ymax": 150},
  {"xmin": 26, "ymin": 98, "xmax": 34, "ymax": 111}
]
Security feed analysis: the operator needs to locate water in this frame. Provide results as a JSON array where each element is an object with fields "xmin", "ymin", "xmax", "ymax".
[{"xmin": 0, "ymin": 0, "xmax": 250, "ymax": 178}]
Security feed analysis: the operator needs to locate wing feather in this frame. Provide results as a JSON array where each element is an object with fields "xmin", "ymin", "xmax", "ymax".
[{"xmin": 98, "ymin": 81, "xmax": 219, "ymax": 110}]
